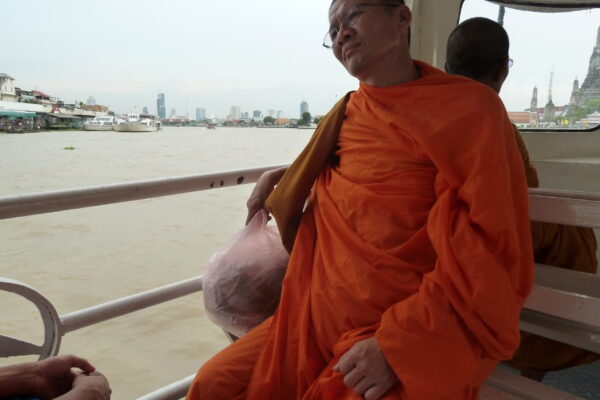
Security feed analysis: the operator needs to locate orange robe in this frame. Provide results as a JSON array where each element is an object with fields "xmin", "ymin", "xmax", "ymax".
[
  {"xmin": 506, "ymin": 127, "xmax": 599, "ymax": 372},
  {"xmin": 187, "ymin": 62, "xmax": 534, "ymax": 400}
]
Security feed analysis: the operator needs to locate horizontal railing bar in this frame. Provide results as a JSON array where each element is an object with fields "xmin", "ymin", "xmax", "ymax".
[
  {"xmin": 529, "ymin": 194, "xmax": 600, "ymax": 228},
  {"xmin": 529, "ymin": 188, "xmax": 600, "ymax": 202},
  {"xmin": 519, "ymin": 309, "xmax": 600, "ymax": 354},
  {"xmin": 60, "ymin": 277, "xmax": 203, "ymax": 333},
  {"xmin": 524, "ymin": 286, "xmax": 600, "ymax": 328},
  {"xmin": 136, "ymin": 375, "xmax": 194, "ymax": 400},
  {"xmin": 534, "ymin": 263, "xmax": 600, "ymax": 298},
  {"xmin": 0, "ymin": 165, "xmax": 288, "ymax": 220},
  {"xmin": 3, "ymin": 167, "xmax": 600, "ymax": 228}
]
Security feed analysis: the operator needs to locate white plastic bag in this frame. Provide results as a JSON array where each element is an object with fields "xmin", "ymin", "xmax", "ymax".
[{"xmin": 202, "ymin": 210, "xmax": 289, "ymax": 337}]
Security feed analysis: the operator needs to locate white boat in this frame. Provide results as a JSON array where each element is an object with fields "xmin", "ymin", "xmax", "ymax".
[
  {"xmin": 83, "ymin": 116, "xmax": 116, "ymax": 131},
  {"xmin": 114, "ymin": 113, "xmax": 160, "ymax": 132}
]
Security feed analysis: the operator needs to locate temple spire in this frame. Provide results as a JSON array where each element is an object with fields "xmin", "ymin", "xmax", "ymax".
[
  {"xmin": 548, "ymin": 70, "xmax": 554, "ymax": 103},
  {"xmin": 530, "ymin": 85, "xmax": 538, "ymax": 111}
]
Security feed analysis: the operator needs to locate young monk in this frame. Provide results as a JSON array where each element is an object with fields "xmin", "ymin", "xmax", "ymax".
[
  {"xmin": 187, "ymin": 1, "xmax": 534, "ymax": 399},
  {"xmin": 445, "ymin": 17, "xmax": 599, "ymax": 381}
]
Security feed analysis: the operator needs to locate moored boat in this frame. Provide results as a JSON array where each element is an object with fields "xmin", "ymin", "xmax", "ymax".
[
  {"xmin": 84, "ymin": 116, "xmax": 116, "ymax": 131},
  {"xmin": 114, "ymin": 113, "xmax": 160, "ymax": 132}
]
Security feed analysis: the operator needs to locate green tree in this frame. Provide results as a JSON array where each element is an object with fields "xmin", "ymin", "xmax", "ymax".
[
  {"xmin": 585, "ymin": 98, "xmax": 600, "ymax": 114},
  {"xmin": 314, "ymin": 116, "xmax": 323, "ymax": 125},
  {"xmin": 263, "ymin": 116, "xmax": 275, "ymax": 125},
  {"xmin": 300, "ymin": 112, "xmax": 312, "ymax": 126}
]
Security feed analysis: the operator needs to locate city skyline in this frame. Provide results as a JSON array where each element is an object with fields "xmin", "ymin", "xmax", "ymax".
[{"xmin": 2, "ymin": 1, "xmax": 599, "ymax": 116}]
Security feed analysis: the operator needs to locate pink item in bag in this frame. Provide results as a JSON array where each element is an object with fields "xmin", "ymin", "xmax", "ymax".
[{"xmin": 202, "ymin": 210, "xmax": 289, "ymax": 337}]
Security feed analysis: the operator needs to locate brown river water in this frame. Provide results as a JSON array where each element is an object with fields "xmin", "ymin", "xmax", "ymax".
[{"xmin": 0, "ymin": 126, "xmax": 313, "ymax": 399}]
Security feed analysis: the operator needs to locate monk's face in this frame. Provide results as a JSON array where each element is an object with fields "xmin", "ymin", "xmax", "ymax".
[{"xmin": 328, "ymin": 0, "xmax": 411, "ymax": 83}]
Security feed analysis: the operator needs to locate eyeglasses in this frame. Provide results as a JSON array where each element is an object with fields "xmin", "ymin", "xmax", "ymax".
[
  {"xmin": 323, "ymin": 2, "xmax": 401, "ymax": 49},
  {"xmin": 508, "ymin": 58, "xmax": 514, "ymax": 68}
]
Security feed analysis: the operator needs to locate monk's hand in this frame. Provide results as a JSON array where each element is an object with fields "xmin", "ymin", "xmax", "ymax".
[
  {"xmin": 245, "ymin": 166, "xmax": 288, "ymax": 225},
  {"xmin": 333, "ymin": 337, "xmax": 399, "ymax": 400}
]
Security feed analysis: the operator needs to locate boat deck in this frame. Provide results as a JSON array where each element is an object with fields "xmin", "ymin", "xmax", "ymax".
[{"xmin": 499, "ymin": 360, "xmax": 600, "ymax": 399}]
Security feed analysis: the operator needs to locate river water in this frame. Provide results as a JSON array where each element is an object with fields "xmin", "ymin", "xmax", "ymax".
[{"xmin": 0, "ymin": 127, "xmax": 313, "ymax": 399}]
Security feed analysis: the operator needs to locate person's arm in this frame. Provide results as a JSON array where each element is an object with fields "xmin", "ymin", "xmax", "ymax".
[
  {"xmin": 0, "ymin": 361, "xmax": 40, "ymax": 398},
  {"xmin": 246, "ymin": 167, "xmax": 288, "ymax": 224},
  {"xmin": 0, "ymin": 355, "xmax": 96, "ymax": 399},
  {"xmin": 55, "ymin": 372, "xmax": 111, "ymax": 400}
]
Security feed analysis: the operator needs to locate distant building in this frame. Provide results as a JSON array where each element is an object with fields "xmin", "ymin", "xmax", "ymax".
[
  {"xmin": 196, "ymin": 107, "xmax": 206, "ymax": 121},
  {"xmin": 252, "ymin": 110, "xmax": 262, "ymax": 119},
  {"xmin": 528, "ymin": 86, "xmax": 538, "ymax": 112},
  {"xmin": 508, "ymin": 111, "xmax": 538, "ymax": 128},
  {"xmin": 0, "ymin": 73, "xmax": 17, "ymax": 101},
  {"xmin": 587, "ymin": 111, "xmax": 600, "ymax": 125},
  {"xmin": 241, "ymin": 112, "xmax": 249, "ymax": 120},
  {"xmin": 267, "ymin": 109, "xmax": 276, "ymax": 117},
  {"xmin": 229, "ymin": 106, "xmax": 241, "ymax": 120},
  {"xmin": 142, "ymin": 106, "xmax": 149, "ymax": 114},
  {"xmin": 300, "ymin": 100, "xmax": 309, "ymax": 117},
  {"xmin": 566, "ymin": 25, "xmax": 600, "ymax": 117},
  {"xmin": 87, "ymin": 96, "xmax": 96, "ymax": 106},
  {"xmin": 169, "ymin": 108, "xmax": 177, "ymax": 118},
  {"xmin": 82, "ymin": 104, "xmax": 109, "ymax": 113},
  {"xmin": 157, "ymin": 93, "xmax": 166, "ymax": 119}
]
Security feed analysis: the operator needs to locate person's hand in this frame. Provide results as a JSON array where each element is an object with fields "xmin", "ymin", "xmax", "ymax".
[
  {"xmin": 246, "ymin": 167, "xmax": 287, "ymax": 225},
  {"xmin": 333, "ymin": 337, "xmax": 399, "ymax": 400},
  {"xmin": 56, "ymin": 372, "xmax": 111, "ymax": 400},
  {"xmin": 31, "ymin": 354, "xmax": 96, "ymax": 399}
]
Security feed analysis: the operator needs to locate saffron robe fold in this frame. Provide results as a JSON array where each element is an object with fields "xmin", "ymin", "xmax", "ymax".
[{"xmin": 187, "ymin": 62, "xmax": 534, "ymax": 400}]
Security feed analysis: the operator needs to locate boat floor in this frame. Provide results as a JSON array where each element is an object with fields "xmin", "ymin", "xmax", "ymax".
[{"xmin": 499, "ymin": 360, "xmax": 600, "ymax": 399}]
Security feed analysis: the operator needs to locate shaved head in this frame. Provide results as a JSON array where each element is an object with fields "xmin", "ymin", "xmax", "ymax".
[{"xmin": 446, "ymin": 17, "xmax": 509, "ymax": 81}]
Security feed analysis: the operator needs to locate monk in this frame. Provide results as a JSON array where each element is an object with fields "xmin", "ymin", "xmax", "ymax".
[
  {"xmin": 445, "ymin": 17, "xmax": 598, "ymax": 381},
  {"xmin": 187, "ymin": 1, "xmax": 534, "ymax": 399}
]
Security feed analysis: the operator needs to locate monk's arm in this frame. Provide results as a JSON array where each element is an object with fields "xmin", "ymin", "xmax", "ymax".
[
  {"xmin": 374, "ymin": 92, "xmax": 534, "ymax": 398},
  {"xmin": 246, "ymin": 167, "xmax": 288, "ymax": 224}
]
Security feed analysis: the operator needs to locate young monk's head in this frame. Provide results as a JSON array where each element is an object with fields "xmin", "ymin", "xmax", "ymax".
[
  {"xmin": 445, "ymin": 17, "xmax": 511, "ymax": 93},
  {"xmin": 327, "ymin": 0, "xmax": 415, "ymax": 86}
]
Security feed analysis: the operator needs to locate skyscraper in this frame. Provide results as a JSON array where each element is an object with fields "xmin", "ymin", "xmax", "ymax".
[
  {"xmin": 229, "ymin": 106, "xmax": 241, "ymax": 120},
  {"xmin": 300, "ymin": 100, "xmax": 309, "ymax": 117},
  {"xmin": 196, "ymin": 108, "xmax": 206, "ymax": 121},
  {"xmin": 142, "ymin": 106, "xmax": 149, "ymax": 114},
  {"xmin": 253, "ymin": 110, "xmax": 262, "ymax": 119},
  {"xmin": 157, "ymin": 93, "xmax": 166, "ymax": 119}
]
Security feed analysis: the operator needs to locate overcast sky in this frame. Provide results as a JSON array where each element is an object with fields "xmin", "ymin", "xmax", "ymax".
[{"xmin": 3, "ymin": 0, "xmax": 599, "ymax": 118}]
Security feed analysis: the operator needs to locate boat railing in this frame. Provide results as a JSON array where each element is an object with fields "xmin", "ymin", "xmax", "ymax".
[{"xmin": 1, "ymin": 173, "xmax": 599, "ymax": 399}]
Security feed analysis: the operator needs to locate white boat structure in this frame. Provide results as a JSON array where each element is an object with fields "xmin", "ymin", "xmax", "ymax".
[
  {"xmin": 83, "ymin": 116, "xmax": 116, "ymax": 131},
  {"xmin": 115, "ymin": 113, "xmax": 161, "ymax": 132}
]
